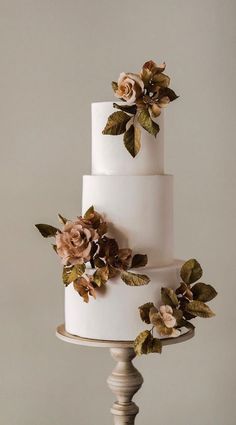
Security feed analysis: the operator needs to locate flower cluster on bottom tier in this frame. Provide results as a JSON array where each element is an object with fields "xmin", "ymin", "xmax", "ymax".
[{"xmin": 65, "ymin": 261, "xmax": 182, "ymax": 341}]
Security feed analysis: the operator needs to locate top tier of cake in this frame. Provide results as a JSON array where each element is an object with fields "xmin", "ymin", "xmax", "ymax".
[{"xmin": 92, "ymin": 102, "xmax": 164, "ymax": 176}]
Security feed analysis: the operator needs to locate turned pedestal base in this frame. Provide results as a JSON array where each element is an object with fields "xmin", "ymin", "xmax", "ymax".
[{"xmin": 107, "ymin": 348, "xmax": 143, "ymax": 425}]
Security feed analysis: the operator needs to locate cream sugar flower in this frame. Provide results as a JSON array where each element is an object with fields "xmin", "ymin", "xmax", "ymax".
[
  {"xmin": 150, "ymin": 304, "xmax": 181, "ymax": 338},
  {"xmin": 55, "ymin": 220, "xmax": 98, "ymax": 266},
  {"xmin": 115, "ymin": 72, "xmax": 144, "ymax": 104}
]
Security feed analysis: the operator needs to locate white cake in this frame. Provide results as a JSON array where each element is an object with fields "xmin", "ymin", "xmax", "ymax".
[
  {"xmin": 65, "ymin": 101, "xmax": 181, "ymax": 341},
  {"xmin": 92, "ymin": 102, "xmax": 164, "ymax": 175}
]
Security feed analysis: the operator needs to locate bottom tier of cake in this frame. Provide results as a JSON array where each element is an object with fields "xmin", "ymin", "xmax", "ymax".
[{"xmin": 64, "ymin": 260, "xmax": 183, "ymax": 341}]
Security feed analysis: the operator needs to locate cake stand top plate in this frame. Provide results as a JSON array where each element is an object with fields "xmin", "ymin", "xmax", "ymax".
[{"xmin": 56, "ymin": 324, "xmax": 195, "ymax": 349}]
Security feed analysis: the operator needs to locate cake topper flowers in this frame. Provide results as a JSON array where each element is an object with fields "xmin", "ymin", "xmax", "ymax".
[
  {"xmin": 102, "ymin": 60, "xmax": 178, "ymax": 157},
  {"xmin": 134, "ymin": 259, "xmax": 217, "ymax": 355},
  {"xmin": 35, "ymin": 206, "xmax": 150, "ymax": 303}
]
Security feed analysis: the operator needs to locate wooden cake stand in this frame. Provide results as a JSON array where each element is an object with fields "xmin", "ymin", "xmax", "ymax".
[{"xmin": 56, "ymin": 324, "xmax": 194, "ymax": 425}]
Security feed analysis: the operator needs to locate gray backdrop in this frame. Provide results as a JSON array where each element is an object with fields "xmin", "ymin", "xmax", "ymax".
[{"xmin": 1, "ymin": 1, "xmax": 235, "ymax": 424}]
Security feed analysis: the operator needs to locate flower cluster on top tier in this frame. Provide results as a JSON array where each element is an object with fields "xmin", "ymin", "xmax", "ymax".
[
  {"xmin": 102, "ymin": 60, "xmax": 178, "ymax": 157},
  {"xmin": 35, "ymin": 206, "xmax": 150, "ymax": 303},
  {"xmin": 134, "ymin": 259, "xmax": 217, "ymax": 355}
]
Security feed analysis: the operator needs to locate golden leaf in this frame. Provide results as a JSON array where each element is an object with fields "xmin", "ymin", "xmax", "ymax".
[
  {"xmin": 57, "ymin": 214, "xmax": 68, "ymax": 225},
  {"xmin": 158, "ymin": 96, "xmax": 170, "ymax": 108},
  {"xmin": 83, "ymin": 205, "xmax": 94, "ymax": 220},
  {"xmin": 180, "ymin": 259, "xmax": 203, "ymax": 285},
  {"xmin": 118, "ymin": 248, "xmax": 132, "ymax": 269},
  {"xmin": 138, "ymin": 302, "xmax": 155, "ymax": 324},
  {"xmin": 152, "ymin": 73, "xmax": 170, "ymax": 87},
  {"xmin": 97, "ymin": 221, "xmax": 108, "ymax": 237},
  {"xmin": 62, "ymin": 266, "xmax": 78, "ymax": 286},
  {"xmin": 138, "ymin": 109, "xmax": 159, "ymax": 137},
  {"xmin": 102, "ymin": 111, "xmax": 131, "ymax": 135},
  {"xmin": 111, "ymin": 81, "xmax": 118, "ymax": 92},
  {"xmin": 73, "ymin": 279, "xmax": 89, "ymax": 303},
  {"xmin": 131, "ymin": 254, "xmax": 148, "ymax": 268},
  {"xmin": 158, "ymin": 87, "xmax": 179, "ymax": 102},
  {"xmin": 134, "ymin": 330, "xmax": 152, "ymax": 355},
  {"xmin": 93, "ymin": 266, "xmax": 109, "ymax": 287},
  {"xmin": 151, "ymin": 103, "xmax": 162, "ymax": 118},
  {"xmin": 191, "ymin": 282, "xmax": 218, "ymax": 302},
  {"xmin": 62, "ymin": 263, "xmax": 85, "ymax": 286},
  {"xmin": 185, "ymin": 300, "xmax": 215, "ymax": 318},
  {"xmin": 94, "ymin": 257, "xmax": 106, "ymax": 268},
  {"xmin": 121, "ymin": 271, "xmax": 150, "ymax": 286},
  {"xmin": 161, "ymin": 287, "xmax": 179, "ymax": 307},
  {"xmin": 150, "ymin": 338, "xmax": 162, "ymax": 354},
  {"xmin": 172, "ymin": 308, "xmax": 184, "ymax": 326},
  {"xmin": 108, "ymin": 265, "xmax": 119, "ymax": 279},
  {"xmin": 123, "ymin": 125, "xmax": 141, "ymax": 158},
  {"xmin": 134, "ymin": 330, "xmax": 162, "ymax": 355},
  {"xmin": 35, "ymin": 224, "xmax": 59, "ymax": 238},
  {"xmin": 73, "ymin": 277, "xmax": 96, "ymax": 302}
]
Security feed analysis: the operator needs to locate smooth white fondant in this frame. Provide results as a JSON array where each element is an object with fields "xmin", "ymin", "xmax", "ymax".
[
  {"xmin": 92, "ymin": 102, "xmax": 164, "ymax": 176},
  {"xmin": 82, "ymin": 174, "xmax": 173, "ymax": 268},
  {"xmin": 65, "ymin": 261, "xmax": 182, "ymax": 341}
]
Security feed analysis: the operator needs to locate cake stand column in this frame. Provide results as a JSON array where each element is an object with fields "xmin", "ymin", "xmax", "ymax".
[
  {"xmin": 56, "ymin": 324, "xmax": 194, "ymax": 424},
  {"xmin": 107, "ymin": 348, "xmax": 143, "ymax": 425}
]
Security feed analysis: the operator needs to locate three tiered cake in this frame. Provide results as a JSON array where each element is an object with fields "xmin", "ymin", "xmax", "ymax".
[
  {"xmin": 36, "ymin": 60, "xmax": 217, "ymax": 351},
  {"xmin": 65, "ymin": 101, "xmax": 182, "ymax": 341}
]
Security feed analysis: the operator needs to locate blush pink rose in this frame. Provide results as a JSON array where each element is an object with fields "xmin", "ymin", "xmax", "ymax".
[{"xmin": 55, "ymin": 220, "xmax": 98, "ymax": 266}]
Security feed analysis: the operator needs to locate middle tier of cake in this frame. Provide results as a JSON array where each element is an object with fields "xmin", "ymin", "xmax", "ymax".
[{"xmin": 82, "ymin": 174, "xmax": 174, "ymax": 268}]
